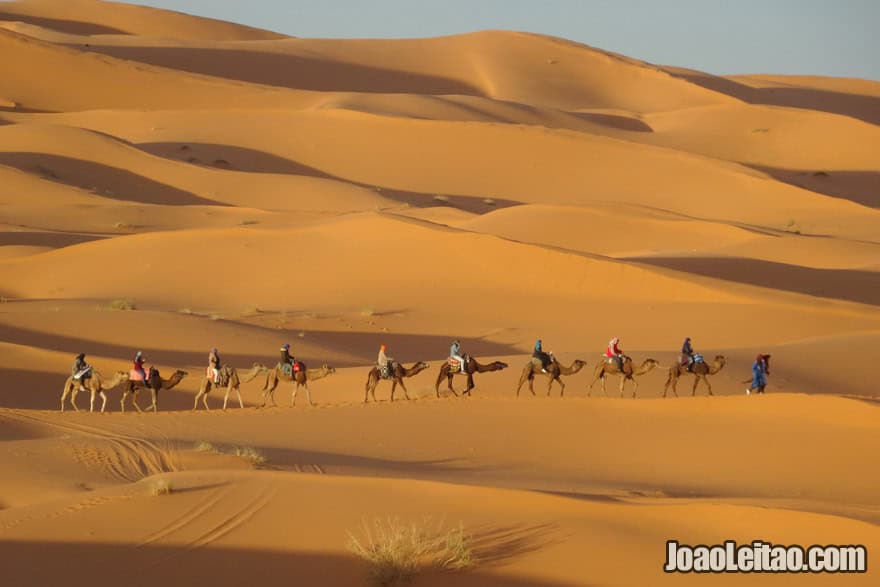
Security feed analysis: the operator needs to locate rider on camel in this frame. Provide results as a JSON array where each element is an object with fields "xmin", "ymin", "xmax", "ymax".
[
  {"xmin": 450, "ymin": 340, "xmax": 466, "ymax": 373},
  {"xmin": 605, "ymin": 337, "xmax": 624, "ymax": 373},
  {"xmin": 532, "ymin": 339, "xmax": 551, "ymax": 373}
]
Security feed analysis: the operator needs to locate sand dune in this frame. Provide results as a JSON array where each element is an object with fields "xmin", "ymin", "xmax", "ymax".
[{"xmin": 0, "ymin": 1, "xmax": 876, "ymax": 585}]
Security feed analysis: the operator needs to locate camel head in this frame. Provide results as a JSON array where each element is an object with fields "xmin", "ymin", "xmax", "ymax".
[
  {"xmin": 115, "ymin": 370, "xmax": 130, "ymax": 380},
  {"xmin": 251, "ymin": 362, "xmax": 269, "ymax": 371},
  {"xmin": 413, "ymin": 361, "xmax": 429, "ymax": 370},
  {"xmin": 321, "ymin": 364, "xmax": 336, "ymax": 374},
  {"xmin": 174, "ymin": 370, "xmax": 189, "ymax": 379},
  {"xmin": 573, "ymin": 359, "xmax": 587, "ymax": 368},
  {"xmin": 494, "ymin": 361, "xmax": 509, "ymax": 370}
]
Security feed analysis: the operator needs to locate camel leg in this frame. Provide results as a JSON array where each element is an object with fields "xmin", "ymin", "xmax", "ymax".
[
  {"xmin": 193, "ymin": 382, "xmax": 206, "ymax": 411},
  {"xmin": 447, "ymin": 375, "xmax": 459, "ymax": 397},
  {"xmin": 149, "ymin": 388, "xmax": 159, "ymax": 412},
  {"xmin": 61, "ymin": 382, "xmax": 74, "ymax": 412},
  {"xmin": 290, "ymin": 383, "xmax": 298, "ymax": 407},
  {"xmin": 705, "ymin": 377, "xmax": 714, "ymax": 397},
  {"xmin": 587, "ymin": 374, "xmax": 601, "ymax": 398},
  {"xmin": 390, "ymin": 379, "xmax": 397, "ymax": 402},
  {"xmin": 220, "ymin": 384, "xmax": 237, "ymax": 410},
  {"xmin": 370, "ymin": 381, "xmax": 378, "ymax": 403},
  {"xmin": 434, "ymin": 370, "xmax": 445, "ymax": 398},
  {"xmin": 305, "ymin": 383, "xmax": 315, "ymax": 407},
  {"xmin": 515, "ymin": 371, "xmax": 529, "ymax": 397},
  {"xmin": 132, "ymin": 389, "xmax": 145, "ymax": 413},
  {"xmin": 601, "ymin": 376, "xmax": 608, "ymax": 397},
  {"xmin": 233, "ymin": 385, "xmax": 244, "ymax": 409},
  {"xmin": 546, "ymin": 375, "xmax": 556, "ymax": 397},
  {"xmin": 619, "ymin": 375, "xmax": 626, "ymax": 398},
  {"xmin": 89, "ymin": 388, "xmax": 96, "ymax": 413},
  {"xmin": 397, "ymin": 379, "xmax": 411, "ymax": 401},
  {"xmin": 364, "ymin": 376, "xmax": 374, "ymax": 403},
  {"xmin": 464, "ymin": 374, "xmax": 475, "ymax": 396},
  {"xmin": 557, "ymin": 377, "xmax": 566, "ymax": 398},
  {"xmin": 99, "ymin": 390, "xmax": 108, "ymax": 413},
  {"xmin": 262, "ymin": 375, "xmax": 279, "ymax": 407},
  {"xmin": 71, "ymin": 385, "xmax": 81, "ymax": 412},
  {"xmin": 631, "ymin": 377, "xmax": 639, "ymax": 399},
  {"xmin": 692, "ymin": 375, "xmax": 701, "ymax": 397}
]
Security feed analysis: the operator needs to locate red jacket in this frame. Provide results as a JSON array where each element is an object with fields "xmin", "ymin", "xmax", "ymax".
[{"xmin": 605, "ymin": 343, "xmax": 621, "ymax": 357}]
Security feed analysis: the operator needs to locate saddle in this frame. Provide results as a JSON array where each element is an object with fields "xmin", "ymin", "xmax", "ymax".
[
  {"xmin": 281, "ymin": 361, "xmax": 304, "ymax": 377},
  {"xmin": 130, "ymin": 367, "xmax": 158, "ymax": 387},
  {"xmin": 379, "ymin": 362, "xmax": 396, "ymax": 380},
  {"xmin": 447, "ymin": 355, "xmax": 469, "ymax": 373},
  {"xmin": 205, "ymin": 366, "xmax": 228, "ymax": 386},
  {"xmin": 684, "ymin": 354, "xmax": 704, "ymax": 372}
]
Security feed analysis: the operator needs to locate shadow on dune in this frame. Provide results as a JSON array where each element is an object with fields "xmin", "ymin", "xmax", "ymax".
[
  {"xmin": 0, "ymin": 539, "xmax": 571, "ymax": 587},
  {"xmin": 79, "ymin": 45, "xmax": 486, "ymax": 96},
  {"xmin": 628, "ymin": 256, "xmax": 880, "ymax": 306},
  {"xmin": 569, "ymin": 111, "xmax": 653, "ymax": 132},
  {"xmin": 0, "ymin": 13, "xmax": 130, "ymax": 35},
  {"xmin": 667, "ymin": 71, "xmax": 880, "ymax": 125},
  {"xmin": 746, "ymin": 165, "xmax": 880, "ymax": 209},
  {"xmin": 0, "ymin": 153, "xmax": 222, "ymax": 206},
  {"xmin": 138, "ymin": 141, "xmax": 522, "ymax": 213},
  {"xmin": 0, "ymin": 231, "xmax": 107, "ymax": 248}
]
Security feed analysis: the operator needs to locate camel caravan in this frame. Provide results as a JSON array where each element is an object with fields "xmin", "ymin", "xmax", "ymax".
[{"xmin": 59, "ymin": 338, "xmax": 770, "ymax": 413}]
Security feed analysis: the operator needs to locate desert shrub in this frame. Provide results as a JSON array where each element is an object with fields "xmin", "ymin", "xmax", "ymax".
[
  {"xmin": 348, "ymin": 517, "xmax": 473, "ymax": 586},
  {"xmin": 233, "ymin": 446, "xmax": 267, "ymax": 466},
  {"xmin": 108, "ymin": 299, "xmax": 135, "ymax": 311},
  {"xmin": 148, "ymin": 478, "xmax": 173, "ymax": 496}
]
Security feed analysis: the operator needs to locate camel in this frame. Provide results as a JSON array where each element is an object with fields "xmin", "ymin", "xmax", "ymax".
[
  {"xmin": 60, "ymin": 370, "xmax": 129, "ymax": 413},
  {"xmin": 193, "ymin": 363, "xmax": 268, "ymax": 411},
  {"xmin": 120, "ymin": 368, "xmax": 188, "ymax": 413},
  {"xmin": 663, "ymin": 355, "xmax": 726, "ymax": 397},
  {"xmin": 515, "ymin": 356, "xmax": 587, "ymax": 397},
  {"xmin": 587, "ymin": 356, "xmax": 662, "ymax": 398},
  {"xmin": 365, "ymin": 361, "xmax": 430, "ymax": 403},
  {"xmin": 435, "ymin": 355, "xmax": 508, "ymax": 397},
  {"xmin": 261, "ymin": 362, "xmax": 336, "ymax": 407}
]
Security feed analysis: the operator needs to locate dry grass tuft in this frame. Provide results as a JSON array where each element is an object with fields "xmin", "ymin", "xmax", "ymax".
[
  {"xmin": 194, "ymin": 441, "xmax": 217, "ymax": 453},
  {"xmin": 348, "ymin": 517, "xmax": 473, "ymax": 586},
  {"xmin": 108, "ymin": 299, "xmax": 135, "ymax": 311},
  {"xmin": 148, "ymin": 478, "xmax": 173, "ymax": 496},
  {"xmin": 234, "ymin": 446, "xmax": 267, "ymax": 466}
]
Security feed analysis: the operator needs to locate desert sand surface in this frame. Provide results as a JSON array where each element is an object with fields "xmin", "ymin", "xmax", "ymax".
[{"xmin": 0, "ymin": 1, "xmax": 877, "ymax": 585}]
